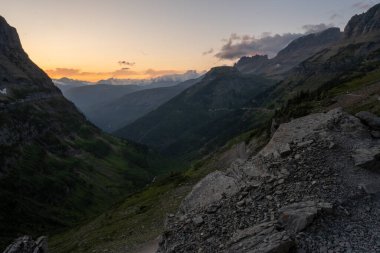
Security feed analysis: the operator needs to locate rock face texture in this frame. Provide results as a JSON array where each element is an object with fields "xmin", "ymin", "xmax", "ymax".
[
  {"xmin": 158, "ymin": 109, "xmax": 380, "ymax": 253},
  {"xmin": 2, "ymin": 236, "xmax": 47, "ymax": 253},
  {"xmin": 344, "ymin": 3, "xmax": 380, "ymax": 39}
]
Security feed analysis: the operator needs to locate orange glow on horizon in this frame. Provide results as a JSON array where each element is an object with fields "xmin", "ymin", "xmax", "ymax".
[{"xmin": 44, "ymin": 68, "xmax": 187, "ymax": 82}]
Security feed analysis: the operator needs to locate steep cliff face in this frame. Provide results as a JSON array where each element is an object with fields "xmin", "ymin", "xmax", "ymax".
[
  {"xmin": 0, "ymin": 16, "xmax": 158, "ymax": 248},
  {"xmin": 158, "ymin": 109, "xmax": 380, "ymax": 252},
  {"xmin": 0, "ymin": 17, "xmax": 58, "ymax": 94},
  {"xmin": 344, "ymin": 4, "xmax": 380, "ymax": 39},
  {"xmin": 0, "ymin": 16, "xmax": 22, "ymax": 50}
]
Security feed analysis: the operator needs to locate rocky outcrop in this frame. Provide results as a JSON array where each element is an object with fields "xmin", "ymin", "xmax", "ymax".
[
  {"xmin": 356, "ymin": 111, "xmax": 380, "ymax": 130},
  {"xmin": 235, "ymin": 55, "xmax": 270, "ymax": 74},
  {"xmin": 158, "ymin": 109, "xmax": 380, "ymax": 252},
  {"xmin": 344, "ymin": 3, "xmax": 380, "ymax": 39},
  {"xmin": 2, "ymin": 236, "xmax": 48, "ymax": 253}
]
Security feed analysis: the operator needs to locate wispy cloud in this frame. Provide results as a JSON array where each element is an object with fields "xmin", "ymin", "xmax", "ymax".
[
  {"xmin": 329, "ymin": 13, "xmax": 341, "ymax": 21},
  {"xmin": 202, "ymin": 48, "xmax": 214, "ymax": 56},
  {"xmin": 118, "ymin": 60, "xmax": 135, "ymax": 66},
  {"xmin": 302, "ymin": 23, "xmax": 334, "ymax": 34},
  {"xmin": 214, "ymin": 23, "xmax": 334, "ymax": 60},
  {"xmin": 353, "ymin": 1, "xmax": 373, "ymax": 10},
  {"xmin": 144, "ymin": 69, "xmax": 181, "ymax": 77}
]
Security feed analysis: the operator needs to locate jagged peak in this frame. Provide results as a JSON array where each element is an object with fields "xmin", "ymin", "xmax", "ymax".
[
  {"xmin": 235, "ymin": 55, "xmax": 269, "ymax": 67},
  {"xmin": 204, "ymin": 66, "xmax": 239, "ymax": 79},
  {"xmin": 0, "ymin": 16, "xmax": 22, "ymax": 50},
  {"xmin": 344, "ymin": 3, "xmax": 380, "ymax": 39},
  {"xmin": 277, "ymin": 27, "xmax": 342, "ymax": 56}
]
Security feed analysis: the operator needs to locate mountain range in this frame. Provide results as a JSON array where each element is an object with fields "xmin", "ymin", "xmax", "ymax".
[
  {"xmin": 55, "ymin": 76, "xmax": 201, "ymax": 132},
  {"xmin": 1, "ymin": 3, "xmax": 380, "ymax": 253},
  {"xmin": 114, "ymin": 23, "xmax": 344, "ymax": 158}
]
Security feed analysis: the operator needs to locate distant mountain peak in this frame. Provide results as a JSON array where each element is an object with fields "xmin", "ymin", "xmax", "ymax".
[{"xmin": 344, "ymin": 3, "xmax": 380, "ymax": 39}]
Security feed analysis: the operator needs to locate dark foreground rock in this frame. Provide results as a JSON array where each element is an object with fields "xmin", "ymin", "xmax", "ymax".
[
  {"xmin": 2, "ymin": 236, "xmax": 47, "ymax": 253},
  {"xmin": 157, "ymin": 109, "xmax": 380, "ymax": 253}
]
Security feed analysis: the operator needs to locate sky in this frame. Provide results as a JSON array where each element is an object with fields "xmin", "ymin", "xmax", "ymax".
[{"xmin": 1, "ymin": 0, "xmax": 379, "ymax": 82}]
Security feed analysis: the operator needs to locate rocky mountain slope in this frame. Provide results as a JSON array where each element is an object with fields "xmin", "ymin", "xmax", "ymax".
[
  {"xmin": 344, "ymin": 4, "xmax": 380, "ymax": 39},
  {"xmin": 266, "ymin": 5, "xmax": 380, "ymax": 106},
  {"xmin": 0, "ymin": 16, "xmax": 169, "ymax": 249},
  {"xmin": 158, "ymin": 108, "xmax": 380, "ymax": 252},
  {"xmin": 156, "ymin": 5, "xmax": 380, "ymax": 252}
]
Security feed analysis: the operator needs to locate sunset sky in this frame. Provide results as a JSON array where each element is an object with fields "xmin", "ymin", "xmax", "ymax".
[{"xmin": 1, "ymin": 0, "xmax": 378, "ymax": 82}]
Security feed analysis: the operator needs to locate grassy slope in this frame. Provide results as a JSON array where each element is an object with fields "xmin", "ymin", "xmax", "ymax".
[
  {"xmin": 49, "ymin": 161, "xmax": 212, "ymax": 253},
  {"xmin": 0, "ymin": 96, "xmax": 184, "ymax": 249}
]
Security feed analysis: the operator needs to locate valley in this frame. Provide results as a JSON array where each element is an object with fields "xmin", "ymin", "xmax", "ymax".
[{"xmin": 1, "ymin": 2, "xmax": 380, "ymax": 253}]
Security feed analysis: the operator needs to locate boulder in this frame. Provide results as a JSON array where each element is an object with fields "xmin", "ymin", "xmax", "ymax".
[
  {"xmin": 259, "ymin": 108, "xmax": 366, "ymax": 158},
  {"xmin": 356, "ymin": 111, "xmax": 380, "ymax": 130},
  {"xmin": 180, "ymin": 171, "xmax": 239, "ymax": 213},
  {"xmin": 360, "ymin": 182, "xmax": 380, "ymax": 195},
  {"xmin": 278, "ymin": 201, "xmax": 333, "ymax": 234},
  {"xmin": 352, "ymin": 147, "xmax": 380, "ymax": 170},
  {"xmin": 227, "ymin": 222, "xmax": 294, "ymax": 253}
]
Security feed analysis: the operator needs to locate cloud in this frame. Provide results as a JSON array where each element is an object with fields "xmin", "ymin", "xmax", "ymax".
[
  {"xmin": 215, "ymin": 32, "xmax": 302, "ymax": 60},
  {"xmin": 214, "ymin": 23, "xmax": 335, "ymax": 60},
  {"xmin": 202, "ymin": 48, "xmax": 214, "ymax": 56},
  {"xmin": 118, "ymin": 60, "xmax": 135, "ymax": 66},
  {"xmin": 353, "ymin": 1, "xmax": 373, "ymax": 10},
  {"xmin": 329, "ymin": 13, "xmax": 341, "ymax": 21},
  {"xmin": 144, "ymin": 69, "xmax": 180, "ymax": 77},
  {"xmin": 46, "ymin": 68, "xmax": 81, "ymax": 76},
  {"xmin": 302, "ymin": 23, "xmax": 334, "ymax": 34}
]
